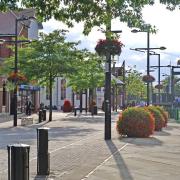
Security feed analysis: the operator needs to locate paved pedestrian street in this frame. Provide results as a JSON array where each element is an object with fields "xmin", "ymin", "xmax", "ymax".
[{"xmin": 0, "ymin": 112, "xmax": 180, "ymax": 180}]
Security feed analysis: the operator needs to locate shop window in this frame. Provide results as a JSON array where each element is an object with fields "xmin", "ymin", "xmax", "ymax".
[{"xmin": 61, "ymin": 79, "xmax": 66, "ymax": 100}]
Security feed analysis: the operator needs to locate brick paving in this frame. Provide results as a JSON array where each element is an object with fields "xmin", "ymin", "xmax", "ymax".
[{"xmin": 0, "ymin": 111, "xmax": 180, "ymax": 180}]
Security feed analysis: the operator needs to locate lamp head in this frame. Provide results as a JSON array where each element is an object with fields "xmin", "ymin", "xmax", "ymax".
[
  {"xmin": 159, "ymin": 46, "xmax": 166, "ymax": 50},
  {"xmin": 111, "ymin": 30, "xmax": 122, "ymax": 33},
  {"xmin": 131, "ymin": 29, "xmax": 139, "ymax": 33}
]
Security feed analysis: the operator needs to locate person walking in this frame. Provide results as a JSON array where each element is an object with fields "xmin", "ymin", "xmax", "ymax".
[{"xmin": 25, "ymin": 98, "xmax": 32, "ymax": 116}]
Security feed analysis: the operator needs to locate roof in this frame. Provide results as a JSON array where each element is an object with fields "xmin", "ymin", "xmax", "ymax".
[{"xmin": 0, "ymin": 9, "xmax": 42, "ymax": 35}]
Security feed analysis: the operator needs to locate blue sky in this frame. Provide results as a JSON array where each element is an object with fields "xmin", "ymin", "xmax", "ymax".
[{"xmin": 42, "ymin": 2, "xmax": 180, "ymax": 85}]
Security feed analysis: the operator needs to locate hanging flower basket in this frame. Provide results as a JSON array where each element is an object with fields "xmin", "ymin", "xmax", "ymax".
[
  {"xmin": 7, "ymin": 72, "xmax": 28, "ymax": 85},
  {"xmin": 142, "ymin": 75, "xmax": 155, "ymax": 83},
  {"xmin": 177, "ymin": 59, "xmax": 180, "ymax": 65},
  {"xmin": 155, "ymin": 84, "xmax": 163, "ymax": 89},
  {"xmin": 95, "ymin": 39, "xmax": 123, "ymax": 56}
]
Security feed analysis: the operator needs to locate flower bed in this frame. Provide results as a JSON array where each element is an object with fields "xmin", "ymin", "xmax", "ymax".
[
  {"xmin": 155, "ymin": 106, "xmax": 168, "ymax": 127},
  {"xmin": 95, "ymin": 39, "xmax": 123, "ymax": 56},
  {"xmin": 155, "ymin": 84, "xmax": 163, "ymax": 89},
  {"xmin": 116, "ymin": 107, "xmax": 155, "ymax": 137},
  {"xmin": 142, "ymin": 75, "xmax": 155, "ymax": 83},
  {"xmin": 146, "ymin": 106, "xmax": 165, "ymax": 131}
]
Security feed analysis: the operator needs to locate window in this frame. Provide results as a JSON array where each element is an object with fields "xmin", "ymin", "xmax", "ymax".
[{"xmin": 61, "ymin": 79, "xmax": 66, "ymax": 100}]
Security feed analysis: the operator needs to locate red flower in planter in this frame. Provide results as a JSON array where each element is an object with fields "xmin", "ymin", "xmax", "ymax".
[
  {"xmin": 7, "ymin": 72, "xmax": 28, "ymax": 84},
  {"xmin": 142, "ymin": 75, "xmax": 155, "ymax": 83},
  {"xmin": 155, "ymin": 84, "xmax": 163, "ymax": 89},
  {"xmin": 63, "ymin": 100, "xmax": 72, "ymax": 112},
  {"xmin": 95, "ymin": 39, "xmax": 123, "ymax": 56}
]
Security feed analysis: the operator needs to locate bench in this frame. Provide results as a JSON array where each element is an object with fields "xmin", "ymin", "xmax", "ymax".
[{"xmin": 21, "ymin": 117, "xmax": 34, "ymax": 126}]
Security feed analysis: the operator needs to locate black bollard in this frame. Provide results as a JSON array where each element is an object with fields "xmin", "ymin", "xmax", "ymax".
[
  {"xmin": 42, "ymin": 109, "xmax": 46, "ymax": 121},
  {"xmin": 7, "ymin": 144, "xmax": 30, "ymax": 180},
  {"xmin": 38, "ymin": 110, "xmax": 43, "ymax": 123},
  {"xmin": 37, "ymin": 127, "xmax": 50, "ymax": 175}
]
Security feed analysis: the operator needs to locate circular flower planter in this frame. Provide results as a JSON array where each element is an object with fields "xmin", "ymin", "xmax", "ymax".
[
  {"xmin": 7, "ymin": 72, "xmax": 27, "ymax": 85},
  {"xmin": 155, "ymin": 84, "xmax": 163, "ymax": 89},
  {"xmin": 142, "ymin": 75, "xmax": 155, "ymax": 83},
  {"xmin": 95, "ymin": 39, "xmax": 123, "ymax": 56}
]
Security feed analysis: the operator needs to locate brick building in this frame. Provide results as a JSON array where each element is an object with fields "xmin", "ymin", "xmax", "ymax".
[{"xmin": 0, "ymin": 9, "xmax": 42, "ymax": 113}]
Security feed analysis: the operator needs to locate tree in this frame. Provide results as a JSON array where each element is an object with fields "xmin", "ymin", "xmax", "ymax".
[
  {"xmin": 0, "ymin": 30, "xmax": 79, "ymax": 121},
  {"xmin": 67, "ymin": 50, "xmax": 104, "ymax": 107},
  {"xmin": 1, "ymin": 1, "xmax": 179, "ymax": 33},
  {"xmin": 125, "ymin": 68, "xmax": 146, "ymax": 103}
]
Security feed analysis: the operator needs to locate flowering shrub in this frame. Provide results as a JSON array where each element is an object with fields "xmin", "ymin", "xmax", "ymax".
[
  {"xmin": 146, "ymin": 106, "xmax": 165, "ymax": 131},
  {"xmin": 7, "ymin": 72, "xmax": 27, "ymax": 84},
  {"xmin": 155, "ymin": 106, "xmax": 168, "ymax": 127},
  {"xmin": 155, "ymin": 84, "xmax": 163, "ymax": 89},
  {"xmin": 142, "ymin": 75, "xmax": 155, "ymax": 83},
  {"xmin": 63, "ymin": 100, "xmax": 72, "ymax": 112},
  {"xmin": 116, "ymin": 107, "xmax": 155, "ymax": 137},
  {"xmin": 95, "ymin": 39, "xmax": 123, "ymax": 56}
]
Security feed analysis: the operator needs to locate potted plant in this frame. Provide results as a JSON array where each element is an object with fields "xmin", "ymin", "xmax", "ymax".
[
  {"xmin": 7, "ymin": 72, "xmax": 28, "ymax": 85},
  {"xmin": 142, "ymin": 74, "xmax": 155, "ymax": 83},
  {"xmin": 95, "ymin": 39, "xmax": 123, "ymax": 56},
  {"xmin": 155, "ymin": 84, "xmax": 163, "ymax": 89}
]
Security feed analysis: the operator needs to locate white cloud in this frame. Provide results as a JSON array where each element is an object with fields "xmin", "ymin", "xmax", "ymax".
[{"xmin": 42, "ymin": 2, "xmax": 180, "ymax": 81}]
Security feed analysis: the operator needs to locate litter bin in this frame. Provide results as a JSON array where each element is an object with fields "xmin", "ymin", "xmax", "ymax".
[
  {"xmin": 42, "ymin": 109, "xmax": 46, "ymax": 121},
  {"xmin": 93, "ymin": 106, "xmax": 97, "ymax": 115},
  {"xmin": 7, "ymin": 144, "xmax": 30, "ymax": 180}
]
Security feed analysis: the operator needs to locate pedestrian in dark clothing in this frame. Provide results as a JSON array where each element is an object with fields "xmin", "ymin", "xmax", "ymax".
[{"xmin": 25, "ymin": 98, "xmax": 32, "ymax": 115}]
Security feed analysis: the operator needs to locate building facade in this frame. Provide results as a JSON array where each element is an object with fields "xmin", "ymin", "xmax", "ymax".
[{"xmin": 0, "ymin": 9, "xmax": 42, "ymax": 114}]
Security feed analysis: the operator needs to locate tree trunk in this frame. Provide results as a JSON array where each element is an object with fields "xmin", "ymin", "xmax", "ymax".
[{"xmin": 49, "ymin": 75, "xmax": 53, "ymax": 121}]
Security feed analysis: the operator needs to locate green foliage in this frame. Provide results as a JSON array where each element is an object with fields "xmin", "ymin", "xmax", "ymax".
[
  {"xmin": 125, "ymin": 68, "xmax": 146, "ymax": 102},
  {"xmin": 66, "ymin": 50, "xmax": 104, "ymax": 92},
  {"xmin": 116, "ymin": 107, "xmax": 155, "ymax": 137}
]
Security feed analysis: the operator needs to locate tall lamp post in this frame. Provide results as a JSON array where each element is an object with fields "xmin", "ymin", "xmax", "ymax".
[
  {"xmin": 104, "ymin": 29, "xmax": 122, "ymax": 140},
  {"xmin": 149, "ymin": 52, "xmax": 161, "ymax": 104},
  {"xmin": 131, "ymin": 27, "xmax": 166, "ymax": 105},
  {"xmin": 131, "ymin": 28, "xmax": 150, "ymax": 105},
  {"xmin": 13, "ymin": 16, "xmax": 35, "ymax": 126}
]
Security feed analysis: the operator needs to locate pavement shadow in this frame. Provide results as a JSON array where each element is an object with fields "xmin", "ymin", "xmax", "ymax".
[
  {"xmin": 61, "ymin": 116, "xmax": 105, "ymax": 124},
  {"xmin": 34, "ymin": 175, "xmax": 49, "ymax": 179},
  {"xmin": 106, "ymin": 140, "xmax": 134, "ymax": 180},
  {"xmin": 119, "ymin": 136, "xmax": 163, "ymax": 147},
  {"xmin": 154, "ymin": 130, "xmax": 171, "ymax": 136},
  {"xmin": 49, "ymin": 126, "xmax": 98, "ymax": 140}
]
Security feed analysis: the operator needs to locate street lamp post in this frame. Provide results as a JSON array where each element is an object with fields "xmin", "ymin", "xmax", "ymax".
[
  {"xmin": 104, "ymin": 29, "xmax": 122, "ymax": 140},
  {"xmin": 131, "ymin": 28, "xmax": 150, "ymax": 105},
  {"xmin": 131, "ymin": 28, "xmax": 166, "ymax": 105},
  {"xmin": 13, "ymin": 16, "xmax": 35, "ymax": 126},
  {"xmin": 150, "ymin": 52, "xmax": 161, "ymax": 104}
]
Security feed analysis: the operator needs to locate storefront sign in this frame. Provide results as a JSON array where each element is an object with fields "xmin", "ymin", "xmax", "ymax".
[{"xmin": 19, "ymin": 85, "xmax": 40, "ymax": 91}]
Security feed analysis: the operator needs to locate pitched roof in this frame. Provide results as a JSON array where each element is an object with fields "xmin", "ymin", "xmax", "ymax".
[{"xmin": 0, "ymin": 9, "xmax": 41, "ymax": 36}]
